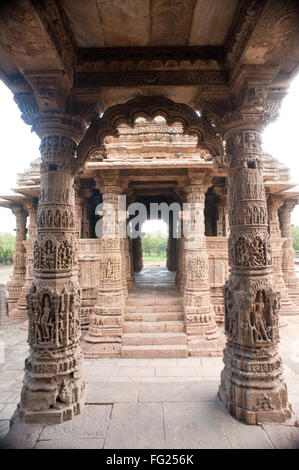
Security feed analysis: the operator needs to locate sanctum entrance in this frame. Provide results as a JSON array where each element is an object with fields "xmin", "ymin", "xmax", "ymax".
[{"xmin": 77, "ymin": 107, "xmax": 226, "ymax": 360}]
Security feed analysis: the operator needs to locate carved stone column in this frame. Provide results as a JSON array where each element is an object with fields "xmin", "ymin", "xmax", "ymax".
[
  {"xmin": 176, "ymin": 236, "xmax": 185, "ymax": 293},
  {"xmin": 81, "ymin": 188, "xmax": 93, "ymax": 239},
  {"xmin": 183, "ymin": 171, "xmax": 225, "ymax": 356},
  {"xmin": 74, "ymin": 179, "xmax": 84, "ymax": 239},
  {"xmin": 15, "ymin": 201, "xmax": 38, "ymax": 319},
  {"xmin": 132, "ymin": 236, "xmax": 143, "ymax": 272},
  {"xmin": 84, "ymin": 170, "xmax": 125, "ymax": 358},
  {"xmin": 124, "ymin": 236, "xmax": 134, "ymax": 290},
  {"xmin": 219, "ymin": 126, "xmax": 291, "ymax": 424},
  {"xmin": 120, "ymin": 238, "xmax": 128, "ymax": 297},
  {"xmin": 7, "ymin": 205, "xmax": 28, "ymax": 316},
  {"xmin": 215, "ymin": 189, "xmax": 229, "ymax": 237},
  {"xmin": 279, "ymin": 199, "xmax": 299, "ymax": 294},
  {"xmin": 267, "ymin": 195, "xmax": 298, "ymax": 318},
  {"xmin": 19, "ymin": 117, "xmax": 86, "ymax": 424},
  {"xmin": 166, "ymin": 214, "xmax": 178, "ymax": 272}
]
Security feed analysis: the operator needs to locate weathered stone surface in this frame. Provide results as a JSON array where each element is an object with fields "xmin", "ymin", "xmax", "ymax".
[
  {"xmin": 105, "ymin": 403, "xmax": 165, "ymax": 449},
  {"xmin": 139, "ymin": 380, "xmax": 219, "ymax": 402},
  {"xmin": 214, "ymin": 400, "xmax": 274, "ymax": 449},
  {"xmin": 35, "ymin": 438, "xmax": 104, "ymax": 449},
  {"xmin": 38, "ymin": 405, "xmax": 111, "ymax": 440},
  {"xmin": 86, "ymin": 382, "xmax": 139, "ymax": 404},
  {"xmin": 164, "ymin": 401, "xmax": 231, "ymax": 449},
  {"xmin": 0, "ymin": 415, "xmax": 43, "ymax": 449},
  {"xmin": 261, "ymin": 423, "xmax": 299, "ymax": 449}
]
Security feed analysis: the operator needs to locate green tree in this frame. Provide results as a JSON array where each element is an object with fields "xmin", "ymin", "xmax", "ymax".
[
  {"xmin": 141, "ymin": 230, "xmax": 168, "ymax": 260},
  {"xmin": 0, "ymin": 233, "xmax": 16, "ymax": 264}
]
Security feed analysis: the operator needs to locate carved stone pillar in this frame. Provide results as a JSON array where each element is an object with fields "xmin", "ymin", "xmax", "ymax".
[
  {"xmin": 166, "ymin": 216, "xmax": 178, "ymax": 272},
  {"xmin": 176, "ymin": 236, "xmax": 185, "ymax": 293},
  {"xmin": 267, "ymin": 195, "xmax": 298, "ymax": 318},
  {"xmin": 15, "ymin": 202, "xmax": 38, "ymax": 319},
  {"xmin": 279, "ymin": 200, "xmax": 299, "ymax": 293},
  {"xmin": 84, "ymin": 171, "xmax": 125, "ymax": 358},
  {"xmin": 215, "ymin": 189, "xmax": 229, "ymax": 238},
  {"xmin": 182, "ymin": 172, "xmax": 225, "ymax": 356},
  {"xmin": 125, "ymin": 236, "xmax": 134, "ymax": 291},
  {"xmin": 219, "ymin": 126, "xmax": 291, "ymax": 424},
  {"xmin": 81, "ymin": 189, "xmax": 93, "ymax": 239},
  {"xmin": 7, "ymin": 205, "xmax": 28, "ymax": 316},
  {"xmin": 120, "ymin": 238, "xmax": 128, "ymax": 297},
  {"xmin": 74, "ymin": 179, "xmax": 84, "ymax": 239},
  {"xmin": 19, "ymin": 118, "xmax": 86, "ymax": 424},
  {"xmin": 132, "ymin": 236, "xmax": 143, "ymax": 272}
]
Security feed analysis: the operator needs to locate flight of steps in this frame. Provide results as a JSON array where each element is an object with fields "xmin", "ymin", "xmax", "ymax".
[{"xmin": 121, "ymin": 292, "xmax": 188, "ymax": 358}]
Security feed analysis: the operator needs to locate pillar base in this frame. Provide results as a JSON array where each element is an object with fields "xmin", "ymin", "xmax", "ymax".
[
  {"xmin": 17, "ymin": 390, "xmax": 86, "ymax": 424},
  {"xmin": 218, "ymin": 381, "xmax": 292, "ymax": 425}
]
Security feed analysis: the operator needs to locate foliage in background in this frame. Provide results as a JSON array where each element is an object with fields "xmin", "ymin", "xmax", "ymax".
[
  {"xmin": 0, "ymin": 232, "xmax": 15, "ymax": 264},
  {"xmin": 142, "ymin": 230, "xmax": 168, "ymax": 260}
]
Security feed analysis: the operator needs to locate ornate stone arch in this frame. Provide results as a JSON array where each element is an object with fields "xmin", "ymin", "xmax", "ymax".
[{"xmin": 76, "ymin": 96, "xmax": 223, "ymax": 170}]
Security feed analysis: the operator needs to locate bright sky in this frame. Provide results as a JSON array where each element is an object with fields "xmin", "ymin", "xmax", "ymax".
[{"xmin": 0, "ymin": 73, "xmax": 298, "ymax": 235}]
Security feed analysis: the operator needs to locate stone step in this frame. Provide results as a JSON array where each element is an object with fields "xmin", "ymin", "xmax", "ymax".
[
  {"xmin": 121, "ymin": 344, "xmax": 188, "ymax": 358},
  {"xmin": 126, "ymin": 296, "xmax": 182, "ymax": 306},
  {"xmin": 122, "ymin": 332, "xmax": 187, "ymax": 346},
  {"xmin": 123, "ymin": 321, "xmax": 185, "ymax": 333},
  {"xmin": 125, "ymin": 304, "xmax": 183, "ymax": 313},
  {"xmin": 124, "ymin": 312, "xmax": 184, "ymax": 322}
]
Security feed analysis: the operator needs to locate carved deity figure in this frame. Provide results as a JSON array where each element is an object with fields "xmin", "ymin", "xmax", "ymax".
[
  {"xmin": 249, "ymin": 290, "xmax": 271, "ymax": 344},
  {"xmin": 39, "ymin": 294, "xmax": 53, "ymax": 343},
  {"xmin": 105, "ymin": 259, "xmax": 114, "ymax": 279}
]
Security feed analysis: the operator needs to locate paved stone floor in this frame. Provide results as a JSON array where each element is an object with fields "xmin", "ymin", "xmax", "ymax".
[
  {"xmin": 0, "ymin": 268, "xmax": 299, "ymax": 448},
  {"xmin": 0, "ymin": 317, "xmax": 298, "ymax": 448}
]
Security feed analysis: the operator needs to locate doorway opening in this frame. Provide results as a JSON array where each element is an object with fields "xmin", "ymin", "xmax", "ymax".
[{"xmin": 141, "ymin": 219, "xmax": 168, "ymax": 268}]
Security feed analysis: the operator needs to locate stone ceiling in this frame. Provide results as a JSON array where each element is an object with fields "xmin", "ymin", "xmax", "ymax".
[
  {"xmin": 0, "ymin": 0, "xmax": 298, "ymax": 115},
  {"xmin": 61, "ymin": 0, "xmax": 239, "ymax": 48}
]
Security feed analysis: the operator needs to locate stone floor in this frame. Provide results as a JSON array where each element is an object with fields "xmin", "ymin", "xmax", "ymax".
[{"xmin": 0, "ymin": 268, "xmax": 299, "ymax": 449}]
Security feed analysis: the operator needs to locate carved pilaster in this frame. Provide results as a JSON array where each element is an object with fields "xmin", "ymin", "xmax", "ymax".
[
  {"xmin": 218, "ymin": 124, "xmax": 291, "ymax": 424},
  {"xmin": 132, "ymin": 235, "xmax": 143, "ymax": 272},
  {"xmin": 279, "ymin": 199, "xmax": 299, "ymax": 292},
  {"xmin": 84, "ymin": 171, "xmax": 125, "ymax": 358},
  {"xmin": 166, "ymin": 215, "xmax": 178, "ymax": 272},
  {"xmin": 182, "ymin": 172, "xmax": 225, "ymax": 356},
  {"xmin": 7, "ymin": 205, "xmax": 28, "ymax": 316},
  {"xmin": 14, "ymin": 202, "xmax": 38, "ymax": 319},
  {"xmin": 215, "ymin": 187, "xmax": 230, "ymax": 237},
  {"xmin": 267, "ymin": 195, "xmax": 298, "ymax": 318},
  {"xmin": 19, "ymin": 116, "xmax": 86, "ymax": 424}
]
